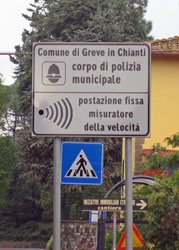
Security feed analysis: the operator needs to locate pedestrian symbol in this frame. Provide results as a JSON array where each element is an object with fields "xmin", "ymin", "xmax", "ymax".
[
  {"xmin": 65, "ymin": 150, "xmax": 97, "ymax": 178},
  {"xmin": 61, "ymin": 142, "xmax": 104, "ymax": 185}
]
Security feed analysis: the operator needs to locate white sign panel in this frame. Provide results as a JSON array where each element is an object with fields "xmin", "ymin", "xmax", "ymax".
[{"xmin": 32, "ymin": 42, "xmax": 151, "ymax": 137}]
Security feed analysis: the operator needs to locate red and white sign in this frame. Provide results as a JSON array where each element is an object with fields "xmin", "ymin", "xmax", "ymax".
[{"xmin": 111, "ymin": 214, "xmax": 119, "ymax": 225}]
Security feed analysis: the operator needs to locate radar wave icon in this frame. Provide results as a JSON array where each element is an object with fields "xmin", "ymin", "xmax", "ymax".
[{"xmin": 38, "ymin": 98, "xmax": 73, "ymax": 129}]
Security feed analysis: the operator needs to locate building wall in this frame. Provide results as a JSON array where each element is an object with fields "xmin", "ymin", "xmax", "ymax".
[
  {"xmin": 61, "ymin": 220, "xmax": 113, "ymax": 249},
  {"xmin": 121, "ymin": 39, "xmax": 179, "ymax": 175},
  {"xmin": 144, "ymin": 54, "xmax": 179, "ymax": 150}
]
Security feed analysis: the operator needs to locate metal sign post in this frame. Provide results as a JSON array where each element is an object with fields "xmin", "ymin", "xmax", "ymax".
[
  {"xmin": 53, "ymin": 138, "xmax": 61, "ymax": 250},
  {"xmin": 113, "ymin": 212, "xmax": 117, "ymax": 250},
  {"xmin": 125, "ymin": 137, "xmax": 133, "ymax": 250}
]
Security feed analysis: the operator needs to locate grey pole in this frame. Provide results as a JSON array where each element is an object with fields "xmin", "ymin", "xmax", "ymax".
[
  {"xmin": 125, "ymin": 137, "xmax": 133, "ymax": 250},
  {"xmin": 113, "ymin": 212, "xmax": 117, "ymax": 250},
  {"xmin": 0, "ymin": 52, "xmax": 31, "ymax": 55},
  {"xmin": 53, "ymin": 138, "xmax": 61, "ymax": 250}
]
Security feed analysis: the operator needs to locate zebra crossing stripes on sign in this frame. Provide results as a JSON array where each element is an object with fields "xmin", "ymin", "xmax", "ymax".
[
  {"xmin": 61, "ymin": 142, "xmax": 104, "ymax": 185},
  {"xmin": 65, "ymin": 150, "xmax": 97, "ymax": 178}
]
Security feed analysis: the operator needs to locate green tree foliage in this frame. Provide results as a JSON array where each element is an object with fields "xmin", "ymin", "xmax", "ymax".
[
  {"xmin": 5, "ymin": 166, "xmax": 43, "ymax": 226},
  {"xmin": 16, "ymin": 127, "xmax": 53, "ymax": 186},
  {"xmin": 165, "ymin": 132, "xmax": 179, "ymax": 148},
  {"xmin": 139, "ymin": 133, "xmax": 179, "ymax": 175},
  {"xmin": 134, "ymin": 134, "xmax": 179, "ymax": 249},
  {"xmin": 0, "ymin": 76, "xmax": 8, "ymax": 119},
  {"xmin": 105, "ymin": 231, "xmax": 123, "ymax": 250},
  {"xmin": 27, "ymin": 0, "xmax": 152, "ymax": 43},
  {"xmin": 0, "ymin": 82, "xmax": 24, "ymax": 137},
  {"xmin": 4, "ymin": 127, "xmax": 53, "ymax": 224},
  {"xmin": 134, "ymin": 172, "xmax": 179, "ymax": 250},
  {"xmin": 0, "ymin": 136, "xmax": 17, "ymax": 207}
]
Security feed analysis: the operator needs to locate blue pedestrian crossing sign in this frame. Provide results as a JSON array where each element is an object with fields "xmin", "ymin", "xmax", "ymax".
[{"xmin": 61, "ymin": 142, "xmax": 104, "ymax": 185}]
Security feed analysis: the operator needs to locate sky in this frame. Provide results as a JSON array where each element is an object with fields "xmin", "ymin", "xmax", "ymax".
[{"xmin": 0, "ymin": 0, "xmax": 179, "ymax": 86}]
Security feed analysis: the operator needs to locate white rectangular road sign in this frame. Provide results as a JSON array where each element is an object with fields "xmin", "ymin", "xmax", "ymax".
[{"xmin": 32, "ymin": 42, "xmax": 151, "ymax": 137}]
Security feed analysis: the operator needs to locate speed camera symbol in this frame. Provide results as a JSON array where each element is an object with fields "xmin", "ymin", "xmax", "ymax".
[
  {"xmin": 42, "ymin": 61, "xmax": 66, "ymax": 85},
  {"xmin": 38, "ymin": 98, "xmax": 73, "ymax": 129}
]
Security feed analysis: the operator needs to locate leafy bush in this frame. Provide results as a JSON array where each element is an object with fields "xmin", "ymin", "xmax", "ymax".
[
  {"xmin": 0, "ymin": 219, "xmax": 52, "ymax": 246},
  {"xmin": 105, "ymin": 231, "xmax": 123, "ymax": 250},
  {"xmin": 134, "ymin": 170, "xmax": 179, "ymax": 249},
  {"xmin": 46, "ymin": 235, "xmax": 53, "ymax": 250}
]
